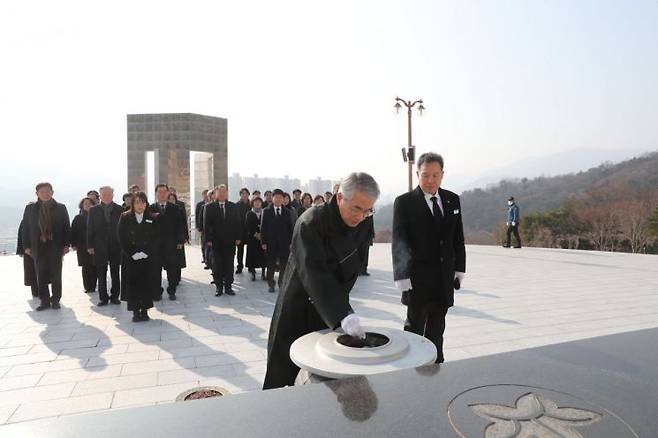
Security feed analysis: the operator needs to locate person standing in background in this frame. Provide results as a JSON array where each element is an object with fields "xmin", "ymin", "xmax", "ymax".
[
  {"xmin": 70, "ymin": 197, "xmax": 96, "ymax": 293},
  {"xmin": 504, "ymin": 196, "xmax": 522, "ymax": 248},
  {"xmin": 151, "ymin": 184, "xmax": 186, "ymax": 301},
  {"xmin": 21, "ymin": 182, "xmax": 70, "ymax": 311},
  {"xmin": 235, "ymin": 188, "xmax": 252, "ymax": 274},
  {"xmin": 245, "ymin": 196, "xmax": 267, "ymax": 282},
  {"xmin": 118, "ymin": 191, "xmax": 158, "ymax": 322},
  {"xmin": 195, "ymin": 189, "xmax": 210, "ymax": 266}
]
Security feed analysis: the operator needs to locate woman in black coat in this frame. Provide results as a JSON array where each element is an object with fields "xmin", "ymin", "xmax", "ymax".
[
  {"xmin": 16, "ymin": 217, "xmax": 39, "ymax": 297},
  {"xmin": 70, "ymin": 197, "xmax": 96, "ymax": 293},
  {"xmin": 117, "ymin": 192, "xmax": 158, "ymax": 322},
  {"xmin": 245, "ymin": 197, "xmax": 266, "ymax": 281}
]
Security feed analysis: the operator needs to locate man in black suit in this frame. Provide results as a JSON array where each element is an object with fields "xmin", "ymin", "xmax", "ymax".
[
  {"xmin": 392, "ymin": 152, "xmax": 466, "ymax": 364},
  {"xmin": 260, "ymin": 189, "xmax": 294, "ymax": 293},
  {"xmin": 235, "ymin": 187, "xmax": 252, "ymax": 274},
  {"xmin": 151, "ymin": 183, "xmax": 187, "ymax": 300},
  {"xmin": 87, "ymin": 186, "xmax": 123, "ymax": 306},
  {"xmin": 21, "ymin": 182, "xmax": 70, "ymax": 311},
  {"xmin": 195, "ymin": 189, "xmax": 209, "ymax": 265},
  {"xmin": 204, "ymin": 184, "xmax": 243, "ymax": 296}
]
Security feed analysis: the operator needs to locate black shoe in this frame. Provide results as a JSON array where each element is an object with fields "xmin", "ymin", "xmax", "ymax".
[
  {"xmin": 51, "ymin": 302, "xmax": 61, "ymax": 309},
  {"xmin": 225, "ymin": 287, "xmax": 235, "ymax": 296},
  {"xmin": 36, "ymin": 303, "xmax": 50, "ymax": 311},
  {"xmin": 168, "ymin": 293, "xmax": 176, "ymax": 301},
  {"xmin": 97, "ymin": 300, "xmax": 109, "ymax": 307},
  {"xmin": 215, "ymin": 289, "xmax": 223, "ymax": 297},
  {"xmin": 210, "ymin": 280, "xmax": 215, "ymax": 285},
  {"xmin": 502, "ymin": 245, "xmax": 510, "ymax": 248},
  {"xmin": 110, "ymin": 298, "xmax": 121, "ymax": 305},
  {"xmin": 268, "ymin": 285, "xmax": 275, "ymax": 293},
  {"xmin": 250, "ymin": 272, "xmax": 256, "ymax": 281},
  {"xmin": 204, "ymin": 266, "xmax": 211, "ymax": 270},
  {"xmin": 514, "ymin": 246, "xmax": 522, "ymax": 248},
  {"xmin": 132, "ymin": 311, "xmax": 142, "ymax": 322},
  {"xmin": 141, "ymin": 309, "xmax": 150, "ymax": 321},
  {"xmin": 360, "ymin": 271, "xmax": 371, "ymax": 276},
  {"xmin": 153, "ymin": 295, "xmax": 162, "ymax": 302}
]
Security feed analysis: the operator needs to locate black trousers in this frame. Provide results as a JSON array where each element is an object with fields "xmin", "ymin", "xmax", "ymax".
[
  {"xmin": 36, "ymin": 242, "xmax": 63, "ymax": 305},
  {"xmin": 361, "ymin": 245, "xmax": 371, "ymax": 273},
  {"xmin": 506, "ymin": 225, "xmax": 522, "ymax": 247},
  {"xmin": 212, "ymin": 245, "xmax": 235, "ymax": 289},
  {"xmin": 97, "ymin": 258, "xmax": 120, "ymax": 302},
  {"xmin": 404, "ymin": 301, "xmax": 449, "ymax": 363},
  {"xmin": 236, "ymin": 242, "xmax": 245, "ymax": 270},
  {"xmin": 159, "ymin": 266, "xmax": 179, "ymax": 294},
  {"xmin": 266, "ymin": 255, "xmax": 287, "ymax": 288},
  {"xmin": 81, "ymin": 265, "xmax": 97, "ymax": 292}
]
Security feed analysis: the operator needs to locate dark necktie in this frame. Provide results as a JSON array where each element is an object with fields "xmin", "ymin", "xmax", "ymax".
[
  {"xmin": 220, "ymin": 204, "xmax": 225, "ymax": 219},
  {"xmin": 160, "ymin": 203, "xmax": 166, "ymax": 213},
  {"xmin": 276, "ymin": 207, "xmax": 280, "ymax": 217},
  {"xmin": 430, "ymin": 196, "xmax": 443, "ymax": 220}
]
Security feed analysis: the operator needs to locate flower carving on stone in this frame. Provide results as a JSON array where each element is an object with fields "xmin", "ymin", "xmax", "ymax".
[{"xmin": 470, "ymin": 392, "xmax": 603, "ymax": 437}]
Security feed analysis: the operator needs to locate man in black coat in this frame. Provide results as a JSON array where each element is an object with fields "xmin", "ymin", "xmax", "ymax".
[
  {"xmin": 204, "ymin": 184, "xmax": 243, "ymax": 296},
  {"xmin": 195, "ymin": 189, "xmax": 209, "ymax": 265},
  {"xmin": 392, "ymin": 152, "xmax": 466, "ymax": 364},
  {"xmin": 263, "ymin": 173, "xmax": 379, "ymax": 390},
  {"xmin": 87, "ymin": 186, "xmax": 123, "ymax": 306},
  {"xmin": 260, "ymin": 189, "xmax": 294, "ymax": 293},
  {"xmin": 151, "ymin": 183, "xmax": 187, "ymax": 300},
  {"xmin": 21, "ymin": 182, "xmax": 70, "ymax": 310},
  {"xmin": 235, "ymin": 188, "xmax": 252, "ymax": 274}
]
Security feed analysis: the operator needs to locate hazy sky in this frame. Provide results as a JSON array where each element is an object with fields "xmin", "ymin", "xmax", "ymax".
[{"xmin": 1, "ymin": 0, "xmax": 657, "ymax": 206}]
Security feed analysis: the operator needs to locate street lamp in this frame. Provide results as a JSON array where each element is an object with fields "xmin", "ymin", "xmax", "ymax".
[{"xmin": 394, "ymin": 97, "xmax": 425, "ymax": 191}]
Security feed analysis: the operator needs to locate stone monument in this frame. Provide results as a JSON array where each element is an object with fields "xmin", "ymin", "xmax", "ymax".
[{"xmin": 126, "ymin": 113, "xmax": 227, "ymax": 207}]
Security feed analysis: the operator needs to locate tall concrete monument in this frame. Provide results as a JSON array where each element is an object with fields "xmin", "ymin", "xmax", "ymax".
[{"xmin": 126, "ymin": 113, "xmax": 227, "ymax": 206}]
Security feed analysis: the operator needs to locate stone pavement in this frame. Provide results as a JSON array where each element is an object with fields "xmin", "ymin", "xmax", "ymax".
[{"xmin": 0, "ymin": 244, "xmax": 656, "ymax": 425}]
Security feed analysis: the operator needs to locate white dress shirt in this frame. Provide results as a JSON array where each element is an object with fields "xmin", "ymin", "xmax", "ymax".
[
  {"xmin": 135, "ymin": 212, "xmax": 144, "ymax": 224},
  {"xmin": 395, "ymin": 189, "xmax": 465, "ymax": 292}
]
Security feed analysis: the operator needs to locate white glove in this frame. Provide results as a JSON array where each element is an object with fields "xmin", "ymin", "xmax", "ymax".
[
  {"xmin": 131, "ymin": 252, "xmax": 148, "ymax": 260},
  {"xmin": 511, "ymin": 221, "xmax": 516, "ymax": 227},
  {"xmin": 506, "ymin": 221, "xmax": 510, "ymax": 226},
  {"xmin": 340, "ymin": 313, "xmax": 365, "ymax": 339}
]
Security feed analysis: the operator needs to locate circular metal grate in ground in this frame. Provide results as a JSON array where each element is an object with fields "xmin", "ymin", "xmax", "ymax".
[
  {"xmin": 176, "ymin": 386, "xmax": 230, "ymax": 402},
  {"xmin": 337, "ymin": 332, "xmax": 390, "ymax": 348}
]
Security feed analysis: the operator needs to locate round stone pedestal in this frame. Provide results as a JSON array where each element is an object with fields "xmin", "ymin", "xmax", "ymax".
[{"xmin": 291, "ymin": 327, "xmax": 437, "ymax": 384}]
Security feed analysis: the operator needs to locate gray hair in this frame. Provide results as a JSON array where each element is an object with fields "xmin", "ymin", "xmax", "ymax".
[
  {"xmin": 99, "ymin": 186, "xmax": 114, "ymax": 193},
  {"xmin": 338, "ymin": 172, "xmax": 380, "ymax": 201}
]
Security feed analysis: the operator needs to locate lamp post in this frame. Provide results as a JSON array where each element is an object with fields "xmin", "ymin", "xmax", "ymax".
[{"xmin": 394, "ymin": 97, "xmax": 425, "ymax": 192}]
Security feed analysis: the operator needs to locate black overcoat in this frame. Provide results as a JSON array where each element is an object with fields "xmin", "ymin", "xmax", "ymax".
[
  {"xmin": 149, "ymin": 202, "xmax": 186, "ymax": 269},
  {"xmin": 260, "ymin": 205, "xmax": 294, "ymax": 263},
  {"xmin": 263, "ymin": 197, "xmax": 371, "ymax": 389},
  {"xmin": 245, "ymin": 210, "xmax": 266, "ymax": 269},
  {"xmin": 117, "ymin": 211, "xmax": 158, "ymax": 311},
  {"xmin": 203, "ymin": 201, "xmax": 243, "ymax": 249},
  {"xmin": 20, "ymin": 200, "xmax": 70, "ymax": 286},
  {"xmin": 70, "ymin": 212, "xmax": 94, "ymax": 267},
  {"xmin": 86, "ymin": 202, "xmax": 123, "ymax": 266},
  {"xmin": 392, "ymin": 186, "xmax": 466, "ymax": 308}
]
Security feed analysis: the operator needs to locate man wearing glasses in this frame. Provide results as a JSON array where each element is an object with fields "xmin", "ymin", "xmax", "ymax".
[
  {"xmin": 392, "ymin": 152, "xmax": 466, "ymax": 364},
  {"xmin": 263, "ymin": 172, "xmax": 379, "ymax": 389}
]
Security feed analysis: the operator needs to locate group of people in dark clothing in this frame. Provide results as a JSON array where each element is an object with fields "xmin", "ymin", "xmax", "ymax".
[
  {"xmin": 195, "ymin": 186, "xmax": 375, "ymax": 297},
  {"xmin": 17, "ymin": 181, "xmax": 373, "ymax": 323}
]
